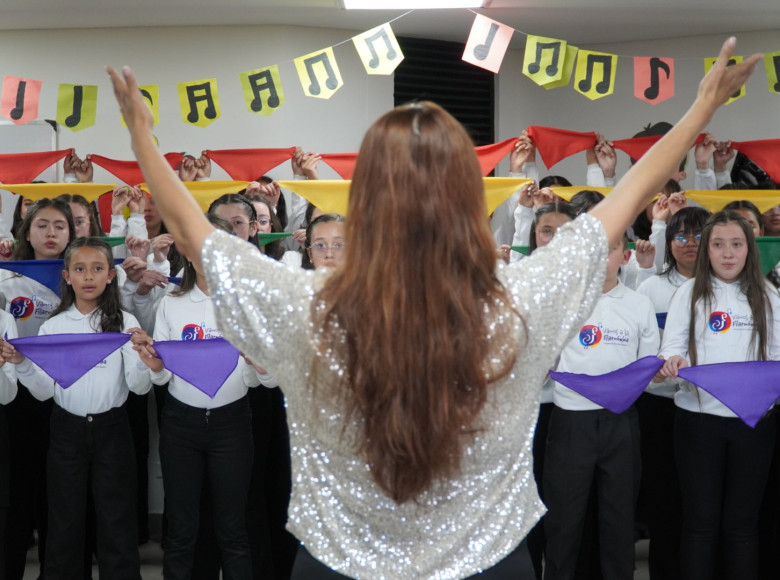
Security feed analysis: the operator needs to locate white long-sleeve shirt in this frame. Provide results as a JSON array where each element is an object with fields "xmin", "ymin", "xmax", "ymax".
[
  {"xmin": 16, "ymin": 307, "xmax": 151, "ymax": 416},
  {"xmin": 0, "ymin": 310, "xmax": 18, "ymax": 405},
  {"xmin": 0, "ymin": 273, "xmax": 59, "ymax": 338}
]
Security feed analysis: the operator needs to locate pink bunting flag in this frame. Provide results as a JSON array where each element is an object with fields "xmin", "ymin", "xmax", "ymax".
[
  {"xmin": 462, "ymin": 14, "xmax": 514, "ymax": 74},
  {"xmin": 634, "ymin": 57, "xmax": 675, "ymax": 105},
  {"xmin": 2, "ymin": 76, "xmax": 43, "ymax": 125}
]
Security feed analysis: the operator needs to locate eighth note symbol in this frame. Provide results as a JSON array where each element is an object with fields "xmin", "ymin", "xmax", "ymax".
[{"xmin": 473, "ymin": 23, "xmax": 498, "ymax": 61}]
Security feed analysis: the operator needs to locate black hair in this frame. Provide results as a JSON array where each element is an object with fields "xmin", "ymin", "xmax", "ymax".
[
  {"xmin": 55, "ymin": 193, "xmax": 105, "ymax": 237},
  {"xmin": 529, "ymin": 201, "xmax": 577, "ymax": 253},
  {"xmin": 52, "ymin": 238, "xmax": 123, "ymax": 332},
  {"xmin": 12, "ymin": 199, "xmax": 76, "ymax": 260},
  {"xmin": 244, "ymin": 195, "xmax": 284, "ymax": 261},
  {"xmin": 632, "ymin": 122, "xmax": 687, "ymax": 172},
  {"xmin": 538, "ymin": 175, "xmax": 571, "ymax": 189},
  {"xmin": 569, "ymin": 190, "xmax": 605, "ymax": 215},
  {"xmin": 173, "ymin": 215, "xmax": 233, "ymax": 297},
  {"xmin": 662, "ymin": 207, "xmax": 711, "ymax": 277},
  {"xmin": 302, "ymin": 213, "xmax": 345, "ymax": 270},
  {"xmin": 207, "ymin": 193, "xmax": 260, "ymax": 249}
]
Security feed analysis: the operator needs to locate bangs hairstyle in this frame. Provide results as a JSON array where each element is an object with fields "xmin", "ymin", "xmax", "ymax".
[
  {"xmin": 688, "ymin": 210, "xmax": 771, "ymax": 365},
  {"xmin": 530, "ymin": 201, "xmax": 577, "ymax": 253},
  {"xmin": 207, "ymin": 194, "xmax": 260, "ymax": 249},
  {"xmin": 53, "ymin": 238, "xmax": 123, "ymax": 333},
  {"xmin": 663, "ymin": 207, "xmax": 711, "ymax": 277},
  {"xmin": 12, "ymin": 198, "xmax": 76, "ymax": 261},
  {"xmin": 314, "ymin": 101, "xmax": 520, "ymax": 504},
  {"xmin": 302, "ymin": 213, "xmax": 345, "ymax": 270}
]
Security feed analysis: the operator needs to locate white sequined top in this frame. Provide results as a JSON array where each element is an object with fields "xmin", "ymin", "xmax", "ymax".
[{"xmin": 201, "ymin": 213, "xmax": 608, "ymax": 579}]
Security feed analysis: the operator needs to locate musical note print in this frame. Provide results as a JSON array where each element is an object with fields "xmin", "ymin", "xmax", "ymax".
[
  {"xmin": 353, "ymin": 24, "xmax": 404, "ymax": 75},
  {"xmin": 462, "ymin": 13, "xmax": 514, "ymax": 74},
  {"xmin": 240, "ymin": 65, "xmax": 285, "ymax": 116},
  {"xmin": 633, "ymin": 57, "xmax": 674, "ymax": 105},
  {"xmin": 57, "ymin": 84, "xmax": 98, "ymax": 132},
  {"xmin": 523, "ymin": 36, "xmax": 567, "ymax": 86},
  {"xmin": 574, "ymin": 50, "xmax": 617, "ymax": 100},
  {"xmin": 764, "ymin": 51, "xmax": 780, "ymax": 94},
  {"xmin": 1, "ymin": 76, "xmax": 43, "ymax": 125},
  {"xmin": 177, "ymin": 79, "xmax": 221, "ymax": 127},
  {"xmin": 294, "ymin": 47, "xmax": 343, "ymax": 99},
  {"xmin": 704, "ymin": 55, "xmax": 745, "ymax": 105},
  {"xmin": 121, "ymin": 85, "xmax": 158, "ymax": 128}
]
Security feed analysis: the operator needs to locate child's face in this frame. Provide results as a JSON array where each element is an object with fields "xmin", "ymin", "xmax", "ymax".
[
  {"xmin": 708, "ymin": 222, "xmax": 748, "ymax": 284},
  {"xmin": 212, "ymin": 203, "xmax": 258, "ymax": 242},
  {"xmin": 253, "ymin": 202, "xmax": 272, "ymax": 234},
  {"xmin": 605, "ymin": 241, "xmax": 630, "ymax": 282},
  {"xmin": 733, "ymin": 208, "xmax": 762, "ymax": 238},
  {"xmin": 671, "ymin": 227, "xmax": 702, "ymax": 274},
  {"xmin": 69, "ymin": 203, "xmax": 92, "ymax": 238},
  {"xmin": 27, "ymin": 207, "xmax": 70, "ymax": 260},
  {"xmin": 308, "ymin": 221, "xmax": 345, "ymax": 270},
  {"xmin": 534, "ymin": 212, "xmax": 571, "ymax": 248},
  {"xmin": 62, "ymin": 246, "xmax": 115, "ymax": 303}
]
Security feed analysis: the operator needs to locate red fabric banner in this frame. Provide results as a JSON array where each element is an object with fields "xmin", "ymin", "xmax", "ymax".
[
  {"xmin": 613, "ymin": 134, "xmax": 706, "ymax": 162},
  {"xmin": 475, "ymin": 138, "xmax": 519, "ymax": 176},
  {"xmin": 320, "ymin": 153, "xmax": 359, "ymax": 179},
  {"xmin": 526, "ymin": 126, "xmax": 596, "ymax": 168},
  {"xmin": 731, "ymin": 139, "xmax": 780, "ymax": 183},
  {"xmin": 205, "ymin": 148, "xmax": 295, "ymax": 181},
  {"xmin": 90, "ymin": 153, "xmax": 184, "ymax": 186},
  {"xmin": 0, "ymin": 149, "xmax": 73, "ymax": 184}
]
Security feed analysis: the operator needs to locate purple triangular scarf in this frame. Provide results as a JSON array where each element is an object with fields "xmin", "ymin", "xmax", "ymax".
[
  {"xmin": 9, "ymin": 332, "xmax": 130, "ymax": 389},
  {"xmin": 549, "ymin": 356, "xmax": 664, "ymax": 414},
  {"xmin": 153, "ymin": 338, "xmax": 240, "ymax": 398},
  {"xmin": 677, "ymin": 361, "xmax": 780, "ymax": 428}
]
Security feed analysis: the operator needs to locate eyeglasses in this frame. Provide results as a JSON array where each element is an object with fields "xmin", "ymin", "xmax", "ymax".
[
  {"xmin": 309, "ymin": 242, "xmax": 345, "ymax": 256},
  {"xmin": 672, "ymin": 234, "xmax": 702, "ymax": 247},
  {"xmin": 536, "ymin": 226, "xmax": 558, "ymax": 241},
  {"xmin": 257, "ymin": 218, "xmax": 270, "ymax": 227}
]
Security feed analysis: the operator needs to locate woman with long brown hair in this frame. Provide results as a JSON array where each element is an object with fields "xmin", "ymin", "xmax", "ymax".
[{"xmin": 112, "ymin": 37, "xmax": 758, "ymax": 579}]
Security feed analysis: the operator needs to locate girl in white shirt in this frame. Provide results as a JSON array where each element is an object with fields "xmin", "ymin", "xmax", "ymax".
[
  {"xmin": 657, "ymin": 210, "xmax": 780, "ymax": 580},
  {"xmin": 2, "ymin": 237, "xmax": 151, "ymax": 580}
]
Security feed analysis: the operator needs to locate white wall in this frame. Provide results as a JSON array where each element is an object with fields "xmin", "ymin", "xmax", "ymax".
[
  {"xmin": 0, "ymin": 25, "xmax": 394, "ymax": 182},
  {"xmin": 495, "ymin": 30, "xmax": 780, "ymax": 188}
]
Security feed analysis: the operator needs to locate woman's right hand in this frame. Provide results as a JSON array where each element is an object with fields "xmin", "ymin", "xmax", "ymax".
[{"xmin": 107, "ymin": 66, "xmax": 155, "ymax": 138}]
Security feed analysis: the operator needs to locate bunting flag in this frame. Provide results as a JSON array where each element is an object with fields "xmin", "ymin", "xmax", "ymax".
[
  {"xmin": 121, "ymin": 85, "xmax": 159, "ymax": 128},
  {"xmin": 2, "ymin": 76, "xmax": 43, "ymax": 125},
  {"xmin": 475, "ymin": 138, "xmax": 519, "ymax": 176},
  {"xmin": 0, "ymin": 183, "xmax": 115, "ymax": 203},
  {"xmin": 0, "ymin": 149, "xmax": 73, "ymax": 184},
  {"xmin": 684, "ymin": 189, "xmax": 780, "ymax": 214},
  {"xmin": 294, "ymin": 47, "xmax": 343, "ymax": 100},
  {"xmin": 656, "ymin": 313, "xmax": 667, "ymax": 329},
  {"xmin": 57, "ymin": 84, "xmax": 98, "ymax": 132},
  {"xmin": 704, "ymin": 55, "xmax": 745, "ymax": 105},
  {"xmin": 730, "ymin": 140, "xmax": 780, "ymax": 183},
  {"xmin": 612, "ymin": 134, "xmax": 705, "ymax": 161},
  {"xmin": 8, "ymin": 332, "xmax": 130, "ymax": 389},
  {"xmin": 353, "ymin": 23, "xmax": 404, "ymax": 75},
  {"xmin": 239, "ymin": 65, "xmax": 285, "ymax": 116},
  {"xmin": 634, "ymin": 57, "xmax": 675, "ymax": 105},
  {"xmin": 765, "ymin": 51, "xmax": 780, "ymax": 95},
  {"xmin": 522, "ymin": 35, "xmax": 567, "ymax": 86},
  {"xmin": 177, "ymin": 78, "xmax": 220, "ymax": 128},
  {"xmin": 757, "ymin": 237, "xmax": 780, "ymax": 275},
  {"xmin": 462, "ymin": 14, "xmax": 514, "ymax": 74},
  {"xmin": 138, "ymin": 180, "xmax": 249, "ymax": 211},
  {"xmin": 677, "ymin": 361, "xmax": 780, "ymax": 427},
  {"xmin": 153, "ymin": 337, "xmax": 240, "ymax": 398},
  {"xmin": 257, "ymin": 232, "xmax": 292, "ymax": 246},
  {"xmin": 90, "ymin": 153, "xmax": 184, "ymax": 186},
  {"xmin": 574, "ymin": 50, "xmax": 617, "ymax": 100},
  {"xmin": 0, "ymin": 260, "xmax": 65, "ymax": 296},
  {"xmin": 278, "ymin": 177, "xmax": 529, "ymax": 216},
  {"xmin": 526, "ymin": 126, "xmax": 596, "ymax": 168},
  {"xmin": 319, "ymin": 153, "xmax": 358, "ymax": 179},
  {"xmin": 549, "ymin": 355, "xmax": 664, "ymax": 414},
  {"xmin": 543, "ymin": 44, "xmax": 578, "ymax": 90},
  {"xmin": 205, "ymin": 148, "xmax": 296, "ymax": 181}
]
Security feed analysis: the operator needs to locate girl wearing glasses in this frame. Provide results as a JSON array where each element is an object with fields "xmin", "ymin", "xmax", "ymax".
[{"xmin": 304, "ymin": 214, "xmax": 346, "ymax": 271}]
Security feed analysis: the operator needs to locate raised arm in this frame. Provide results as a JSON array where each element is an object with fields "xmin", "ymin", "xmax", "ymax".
[
  {"xmin": 589, "ymin": 37, "xmax": 760, "ymax": 245},
  {"xmin": 107, "ymin": 66, "xmax": 213, "ymax": 266}
]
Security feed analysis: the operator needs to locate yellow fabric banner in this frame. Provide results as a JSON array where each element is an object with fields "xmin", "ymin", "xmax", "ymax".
[
  {"xmin": 0, "ymin": 183, "xmax": 115, "ymax": 202},
  {"xmin": 138, "ymin": 181, "xmax": 249, "ymax": 211},
  {"xmin": 686, "ymin": 189, "xmax": 780, "ymax": 214}
]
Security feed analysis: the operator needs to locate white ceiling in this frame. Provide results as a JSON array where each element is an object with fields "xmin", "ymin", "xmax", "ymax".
[{"xmin": 3, "ymin": 0, "xmax": 780, "ymax": 46}]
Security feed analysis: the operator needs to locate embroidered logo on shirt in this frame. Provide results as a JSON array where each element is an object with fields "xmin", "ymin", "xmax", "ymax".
[
  {"xmin": 181, "ymin": 324, "xmax": 205, "ymax": 340},
  {"xmin": 10, "ymin": 296, "xmax": 34, "ymax": 321},
  {"xmin": 708, "ymin": 311, "xmax": 732, "ymax": 333},
  {"xmin": 579, "ymin": 325, "xmax": 602, "ymax": 348}
]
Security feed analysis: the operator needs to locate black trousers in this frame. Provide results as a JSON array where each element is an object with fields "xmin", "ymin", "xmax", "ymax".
[
  {"xmin": 160, "ymin": 394, "xmax": 253, "ymax": 580},
  {"xmin": 45, "ymin": 403, "xmax": 140, "ymax": 580},
  {"xmin": 543, "ymin": 406, "xmax": 641, "ymax": 580},
  {"xmin": 675, "ymin": 408, "xmax": 776, "ymax": 580},
  {"xmin": 291, "ymin": 539, "xmax": 535, "ymax": 579}
]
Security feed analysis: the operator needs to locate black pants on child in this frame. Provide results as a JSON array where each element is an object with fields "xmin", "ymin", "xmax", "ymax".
[
  {"xmin": 675, "ymin": 408, "xmax": 776, "ymax": 580},
  {"xmin": 45, "ymin": 403, "xmax": 140, "ymax": 580}
]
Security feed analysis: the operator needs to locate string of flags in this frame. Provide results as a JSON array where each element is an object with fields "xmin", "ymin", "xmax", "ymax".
[{"xmin": 1, "ymin": 12, "xmax": 779, "ymax": 131}]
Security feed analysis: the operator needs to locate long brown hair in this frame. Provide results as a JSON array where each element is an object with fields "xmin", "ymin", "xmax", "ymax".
[
  {"xmin": 314, "ymin": 102, "xmax": 519, "ymax": 503},
  {"xmin": 688, "ymin": 210, "xmax": 771, "ymax": 365}
]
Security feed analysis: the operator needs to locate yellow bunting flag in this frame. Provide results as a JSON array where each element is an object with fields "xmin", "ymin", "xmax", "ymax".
[
  {"xmin": 764, "ymin": 51, "xmax": 780, "ymax": 95},
  {"xmin": 239, "ymin": 65, "xmax": 284, "ymax": 116},
  {"xmin": 138, "ymin": 181, "xmax": 249, "ymax": 211},
  {"xmin": 57, "ymin": 84, "xmax": 97, "ymax": 132},
  {"xmin": 294, "ymin": 47, "xmax": 343, "ymax": 99},
  {"xmin": 544, "ymin": 45, "xmax": 578, "ymax": 90},
  {"xmin": 523, "ymin": 35, "xmax": 567, "ymax": 86},
  {"xmin": 353, "ymin": 23, "xmax": 404, "ymax": 75},
  {"xmin": 574, "ymin": 50, "xmax": 617, "ymax": 100},
  {"xmin": 685, "ymin": 189, "xmax": 780, "ymax": 214},
  {"xmin": 121, "ymin": 85, "xmax": 159, "ymax": 128},
  {"xmin": 462, "ymin": 14, "xmax": 514, "ymax": 74},
  {"xmin": 277, "ymin": 178, "xmax": 529, "ymax": 217},
  {"xmin": 704, "ymin": 56, "xmax": 744, "ymax": 105},
  {"xmin": 551, "ymin": 186, "xmax": 613, "ymax": 202},
  {"xmin": 177, "ymin": 79, "xmax": 220, "ymax": 127},
  {"xmin": 0, "ymin": 183, "xmax": 115, "ymax": 203}
]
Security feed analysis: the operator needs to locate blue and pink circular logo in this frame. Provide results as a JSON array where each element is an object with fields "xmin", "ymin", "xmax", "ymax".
[
  {"xmin": 579, "ymin": 325, "xmax": 602, "ymax": 348},
  {"xmin": 181, "ymin": 324, "xmax": 205, "ymax": 340},
  {"xmin": 708, "ymin": 311, "xmax": 732, "ymax": 333},
  {"xmin": 9, "ymin": 297, "xmax": 34, "ymax": 321}
]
